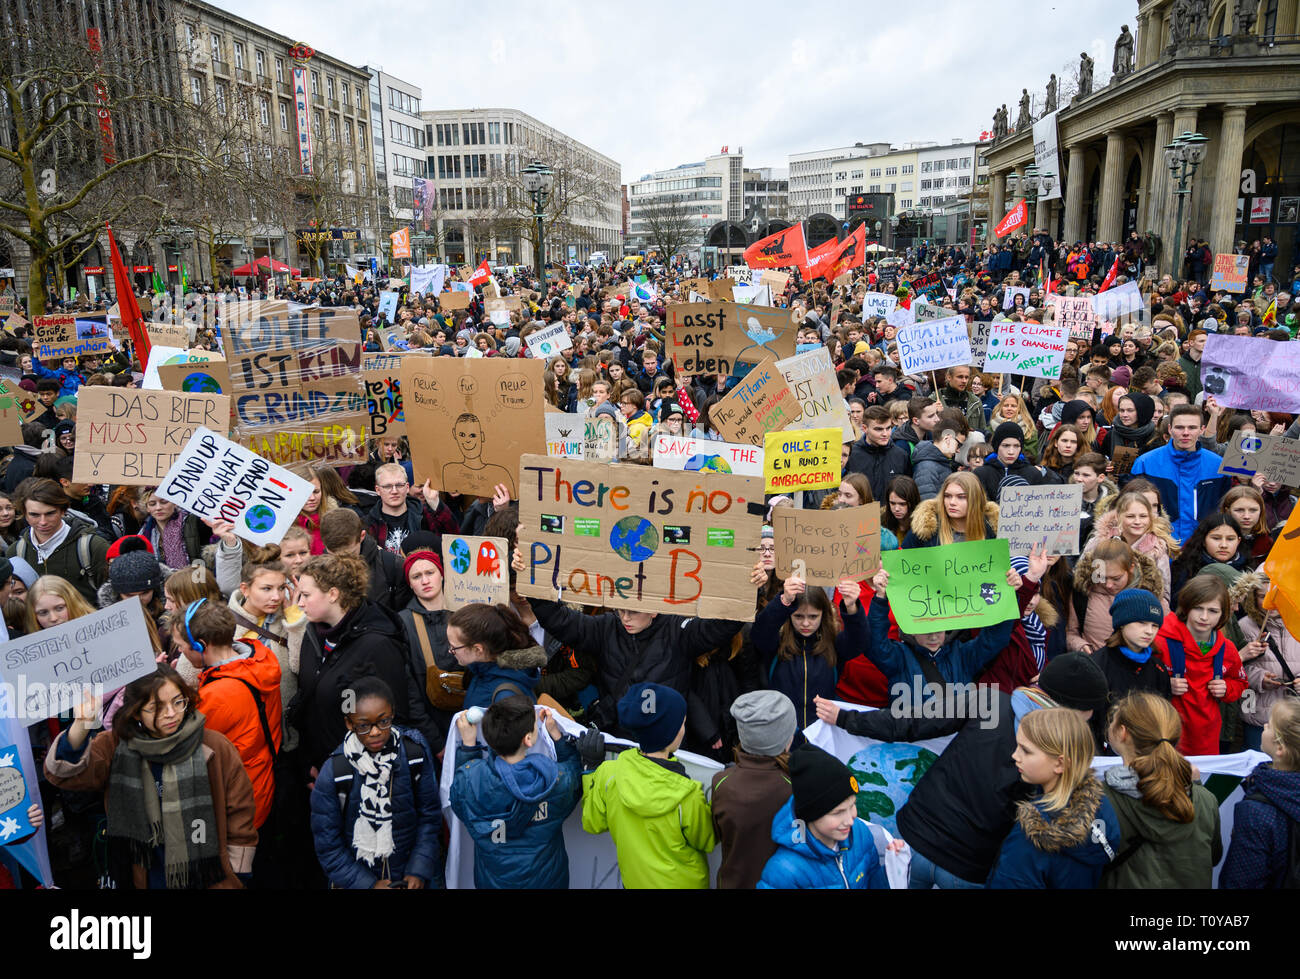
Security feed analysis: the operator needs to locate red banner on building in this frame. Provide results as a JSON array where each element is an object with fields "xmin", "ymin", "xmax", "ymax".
[
  {"xmin": 744, "ymin": 223, "xmax": 809, "ymax": 271},
  {"xmin": 994, "ymin": 199, "xmax": 1027, "ymax": 238},
  {"xmin": 85, "ymin": 29, "xmax": 117, "ymax": 167}
]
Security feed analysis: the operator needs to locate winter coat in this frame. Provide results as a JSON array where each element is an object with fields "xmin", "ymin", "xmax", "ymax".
[
  {"xmin": 987, "ymin": 777, "xmax": 1120, "ymax": 888},
  {"xmin": 450, "ymin": 737, "xmax": 582, "ymax": 889},
  {"xmin": 901, "ymin": 497, "xmax": 999, "ymax": 549},
  {"xmin": 462, "ymin": 645, "xmax": 547, "ymax": 709},
  {"xmin": 1, "ymin": 445, "xmax": 40, "ymax": 493},
  {"xmin": 360, "ymin": 536, "xmax": 411, "ymax": 611},
  {"xmin": 910, "ymin": 440, "xmax": 959, "ymax": 500},
  {"xmin": 1067, "ymin": 548, "xmax": 1168, "ymax": 654},
  {"xmin": 1220, "ymin": 762, "xmax": 1300, "ymax": 889},
  {"xmin": 1101, "ymin": 765, "xmax": 1222, "ymax": 888},
  {"xmin": 845, "ymin": 436, "xmax": 910, "ymax": 503},
  {"xmin": 1092, "ymin": 644, "xmax": 1172, "ymax": 715},
  {"xmin": 1155, "ymin": 613, "xmax": 1247, "ymax": 756},
  {"xmin": 139, "ymin": 512, "xmax": 207, "ymax": 567},
  {"xmin": 195, "ymin": 640, "xmax": 283, "ymax": 827},
  {"xmin": 7, "ymin": 515, "xmax": 109, "ymax": 605},
  {"xmin": 710, "ymin": 751, "xmax": 792, "ymax": 889},
  {"xmin": 1130, "ymin": 444, "xmax": 1229, "ymax": 544},
  {"xmin": 309, "ymin": 727, "xmax": 444, "ymax": 888},
  {"xmin": 937, "ymin": 385, "xmax": 986, "ymax": 436},
  {"xmin": 44, "ymin": 725, "xmax": 258, "ymax": 889},
  {"xmin": 973, "ymin": 455, "xmax": 1044, "ymax": 503},
  {"xmin": 1234, "ymin": 578, "xmax": 1300, "ymax": 728},
  {"xmin": 582, "ymin": 748, "xmax": 716, "ymax": 889},
  {"xmin": 1082, "ymin": 507, "xmax": 1174, "ymax": 603},
  {"xmin": 529, "ymin": 599, "xmax": 743, "ymax": 736},
  {"xmin": 750, "ymin": 595, "xmax": 867, "ymax": 731},
  {"xmin": 757, "ymin": 797, "xmax": 890, "ymax": 889},
  {"xmin": 226, "ymin": 590, "xmax": 306, "ymax": 752},
  {"xmin": 364, "ymin": 496, "xmax": 459, "ymax": 553}
]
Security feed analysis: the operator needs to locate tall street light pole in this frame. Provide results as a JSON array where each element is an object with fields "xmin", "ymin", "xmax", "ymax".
[
  {"xmin": 522, "ymin": 159, "xmax": 555, "ymax": 278},
  {"xmin": 1163, "ymin": 131, "xmax": 1209, "ymax": 281}
]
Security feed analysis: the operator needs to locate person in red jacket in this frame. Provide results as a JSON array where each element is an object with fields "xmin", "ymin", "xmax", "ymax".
[
  {"xmin": 172, "ymin": 598, "xmax": 283, "ymax": 829},
  {"xmin": 1154, "ymin": 574, "xmax": 1247, "ymax": 755}
]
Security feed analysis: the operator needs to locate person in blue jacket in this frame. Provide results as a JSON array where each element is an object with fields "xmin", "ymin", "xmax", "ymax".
[
  {"xmin": 758, "ymin": 744, "xmax": 893, "ymax": 889},
  {"xmin": 1130, "ymin": 403, "xmax": 1229, "ymax": 544},
  {"xmin": 987, "ymin": 707, "xmax": 1120, "ymax": 888},
  {"xmin": 449, "ymin": 695, "xmax": 582, "ymax": 889},
  {"xmin": 310, "ymin": 674, "xmax": 445, "ymax": 889},
  {"xmin": 1221, "ymin": 698, "xmax": 1300, "ymax": 888},
  {"xmin": 750, "ymin": 573, "xmax": 868, "ymax": 733}
]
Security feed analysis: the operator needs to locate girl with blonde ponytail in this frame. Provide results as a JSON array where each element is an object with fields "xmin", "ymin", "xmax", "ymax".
[{"xmin": 1101, "ymin": 692, "xmax": 1223, "ymax": 888}]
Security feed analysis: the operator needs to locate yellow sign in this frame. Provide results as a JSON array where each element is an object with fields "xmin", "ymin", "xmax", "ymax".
[{"xmin": 763, "ymin": 426, "xmax": 839, "ymax": 493}]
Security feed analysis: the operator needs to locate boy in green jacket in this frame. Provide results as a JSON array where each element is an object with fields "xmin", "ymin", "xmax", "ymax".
[{"xmin": 581, "ymin": 682, "xmax": 716, "ymax": 888}]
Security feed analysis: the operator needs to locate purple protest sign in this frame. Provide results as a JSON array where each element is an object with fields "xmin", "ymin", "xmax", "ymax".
[{"xmin": 1202, "ymin": 334, "xmax": 1300, "ymax": 413}]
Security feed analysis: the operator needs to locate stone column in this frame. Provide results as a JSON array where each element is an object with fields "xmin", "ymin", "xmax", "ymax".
[
  {"xmin": 1209, "ymin": 105, "xmax": 1249, "ymax": 258},
  {"xmin": 988, "ymin": 171, "xmax": 1006, "ymax": 243},
  {"xmin": 1097, "ymin": 131, "xmax": 1127, "ymax": 243},
  {"xmin": 1146, "ymin": 112, "xmax": 1174, "ymax": 238},
  {"xmin": 1276, "ymin": 0, "xmax": 1298, "ymax": 36},
  {"xmin": 1035, "ymin": 196, "xmax": 1051, "ymax": 233},
  {"xmin": 1063, "ymin": 145, "xmax": 1087, "ymax": 244},
  {"xmin": 1143, "ymin": 2, "xmax": 1167, "ymax": 64},
  {"xmin": 1161, "ymin": 106, "xmax": 1201, "ymax": 269}
]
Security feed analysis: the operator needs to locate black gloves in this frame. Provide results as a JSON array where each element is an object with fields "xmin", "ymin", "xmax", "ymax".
[{"xmin": 577, "ymin": 723, "xmax": 606, "ymax": 771}]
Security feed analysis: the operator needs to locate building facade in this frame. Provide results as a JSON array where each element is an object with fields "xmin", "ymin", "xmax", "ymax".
[
  {"xmin": 364, "ymin": 68, "xmax": 425, "ymax": 235},
  {"xmin": 985, "ymin": 2, "xmax": 1300, "ymax": 278},
  {"xmin": 421, "ymin": 107, "xmax": 620, "ymax": 266}
]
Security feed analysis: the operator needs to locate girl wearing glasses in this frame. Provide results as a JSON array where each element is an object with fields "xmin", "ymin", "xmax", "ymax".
[{"xmin": 44, "ymin": 665, "xmax": 258, "ymax": 889}]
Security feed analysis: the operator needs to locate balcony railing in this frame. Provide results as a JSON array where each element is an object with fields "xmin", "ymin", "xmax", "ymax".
[
  {"xmin": 235, "ymin": 67, "xmax": 251, "ymax": 84},
  {"xmin": 211, "ymin": 59, "xmax": 229, "ymax": 76}
]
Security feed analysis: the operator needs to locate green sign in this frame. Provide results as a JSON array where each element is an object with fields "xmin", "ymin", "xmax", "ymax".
[
  {"xmin": 880, "ymin": 539, "xmax": 1018, "ymax": 634},
  {"xmin": 573, "ymin": 518, "xmax": 601, "ymax": 537},
  {"xmin": 707, "ymin": 528, "xmax": 734, "ymax": 548}
]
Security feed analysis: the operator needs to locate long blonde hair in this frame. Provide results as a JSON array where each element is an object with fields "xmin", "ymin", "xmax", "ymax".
[
  {"xmin": 1109, "ymin": 692, "xmax": 1195, "ymax": 823},
  {"xmin": 1270, "ymin": 699, "xmax": 1300, "ymax": 772},
  {"xmin": 1019, "ymin": 708, "xmax": 1097, "ymax": 813},
  {"xmin": 25, "ymin": 575, "xmax": 95, "ymax": 633},
  {"xmin": 936, "ymin": 471, "xmax": 990, "ymax": 545}
]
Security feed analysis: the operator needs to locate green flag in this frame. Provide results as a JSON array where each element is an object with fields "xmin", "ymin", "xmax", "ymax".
[
  {"xmin": 152, "ymin": 271, "xmax": 165, "ymax": 294},
  {"xmin": 181, "ymin": 263, "xmax": 188, "ymax": 294}
]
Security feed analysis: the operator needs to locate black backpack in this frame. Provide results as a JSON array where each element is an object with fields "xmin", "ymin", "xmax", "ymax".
[{"xmin": 1242, "ymin": 790, "xmax": 1300, "ymax": 888}]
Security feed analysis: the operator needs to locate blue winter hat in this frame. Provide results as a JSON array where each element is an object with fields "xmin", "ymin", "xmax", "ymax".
[
  {"xmin": 617, "ymin": 682, "xmax": 687, "ymax": 753},
  {"xmin": 1109, "ymin": 588, "xmax": 1164, "ymax": 631}
]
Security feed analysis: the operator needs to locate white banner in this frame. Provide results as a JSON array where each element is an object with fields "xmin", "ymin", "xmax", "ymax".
[
  {"xmin": 1032, "ymin": 109, "xmax": 1062, "ymax": 202},
  {"xmin": 896, "ymin": 316, "xmax": 972, "ymax": 375},
  {"xmin": 1093, "ymin": 280, "xmax": 1145, "ymax": 321},
  {"xmin": 410, "ymin": 264, "xmax": 447, "ymax": 296},
  {"xmin": 732, "ymin": 283, "xmax": 773, "ymax": 306},
  {"xmin": 652, "ymin": 433, "xmax": 764, "ymax": 475},
  {"xmin": 526, "ymin": 322, "xmax": 573, "ymax": 359}
]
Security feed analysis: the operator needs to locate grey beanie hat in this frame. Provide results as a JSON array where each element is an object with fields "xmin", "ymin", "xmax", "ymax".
[{"xmin": 730, "ymin": 690, "xmax": 797, "ymax": 756}]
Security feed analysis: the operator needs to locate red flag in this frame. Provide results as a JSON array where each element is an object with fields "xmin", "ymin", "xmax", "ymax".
[
  {"xmin": 744, "ymin": 223, "xmax": 809, "ymax": 271},
  {"xmin": 1099, "ymin": 255, "xmax": 1122, "ymax": 292},
  {"xmin": 106, "ymin": 224, "xmax": 150, "ymax": 367},
  {"xmin": 802, "ymin": 234, "xmax": 841, "ymax": 280},
  {"xmin": 818, "ymin": 224, "xmax": 868, "ymax": 283},
  {"xmin": 994, "ymin": 199, "xmax": 1027, "ymax": 238},
  {"xmin": 467, "ymin": 259, "xmax": 492, "ymax": 287}
]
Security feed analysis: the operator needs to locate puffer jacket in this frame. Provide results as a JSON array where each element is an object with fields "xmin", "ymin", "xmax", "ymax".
[
  {"xmin": 309, "ymin": 727, "xmax": 444, "ymax": 888},
  {"xmin": 462, "ymin": 645, "xmax": 547, "ymax": 709},
  {"xmin": 900, "ymin": 498, "xmax": 999, "ymax": 549},
  {"xmin": 910, "ymin": 440, "xmax": 958, "ymax": 500},
  {"xmin": 750, "ymin": 595, "xmax": 867, "ymax": 732},
  {"xmin": 757, "ymin": 797, "xmax": 890, "ymax": 889},
  {"xmin": 449, "ymin": 737, "xmax": 582, "ymax": 889},
  {"xmin": 1101, "ymin": 764, "xmax": 1222, "ymax": 888},
  {"xmin": 987, "ymin": 777, "xmax": 1120, "ymax": 888},
  {"xmin": 1220, "ymin": 762, "xmax": 1300, "ymax": 888},
  {"xmin": 227, "ymin": 590, "xmax": 306, "ymax": 752},
  {"xmin": 845, "ymin": 436, "xmax": 910, "ymax": 502},
  {"xmin": 1066, "ymin": 549, "xmax": 1168, "ymax": 654},
  {"xmin": 1130, "ymin": 444, "xmax": 1229, "ymax": 544}
]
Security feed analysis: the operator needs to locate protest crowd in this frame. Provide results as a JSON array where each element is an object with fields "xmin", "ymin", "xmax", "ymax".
[{"xmin": 1, "ymin": 218, "xmax": 1299, "ymax": 894}]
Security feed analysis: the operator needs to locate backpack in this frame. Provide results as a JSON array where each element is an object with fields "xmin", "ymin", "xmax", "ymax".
[
  {"xmin": 1241, "ymin": 791, "xmax": 1300, "ymax": 888},
  {"xmin": 328, "ymin": 736, "xmax": 425, "ymax": 816},
  {"xmin": 15, "ymin": 529, "xmax": 94, "ymax": 584}
]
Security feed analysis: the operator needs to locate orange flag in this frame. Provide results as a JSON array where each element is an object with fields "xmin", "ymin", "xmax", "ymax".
[
  {"xmin": 390, "ymin": 227, "xmax": 411, "ymax": 259},
  {"xmin": 1263, "ymin": 505, "xmax": 1300, "ymax": 641},
  {"xmin": 817, "ymin": 224, "xmax": 867, "ymax": 283},
  {"xmin": 744, "ymin": 223, "xmax": 809, "ymax": 271},
  {"xmin": 994, "ymin": 199, "xmax": 1028, "ymax": 238},
  {"xmin": 802, "ymin": 234, "xmax": 841, "ymax": 280}
]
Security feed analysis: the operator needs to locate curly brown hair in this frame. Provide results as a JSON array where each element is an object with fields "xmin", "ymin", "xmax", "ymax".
[{"xmin": 300, "ymin": 553, "xmax": 369, "ymax": 610}]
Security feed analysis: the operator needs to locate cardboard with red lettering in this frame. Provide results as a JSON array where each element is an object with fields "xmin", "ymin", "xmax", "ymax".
[
  {"xmin": 516, "ymin": 455, "xmax": 763, "ymax": 620},
  {"xmin": 665, "ymin": 301, "xmax": 799, "ymax": 377},
  {"xmin": 773, "ymin": 503, "xmax": 881, "ymax": 585},
  {"xmin": 709, "ymin": 360, "xmax": 802, "ymax": 446},
  {"xmin": 651, "ymin": 433, "xmax": 764, "ymax": 476}
]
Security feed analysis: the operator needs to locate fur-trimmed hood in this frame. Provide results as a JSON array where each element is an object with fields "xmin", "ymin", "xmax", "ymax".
[
  {"xmin": 1072, "ymin": 547, "xmax": 1164, "ymax": 596},
  {"xmin": 497, "ymin": 645, "xmax": 548, "ymax": 671},
  {"xmin": 1085, "ymin": 508, "xmax": 1179, "ymax": 561},
  {"xmin": 1231, "ymin": 569, "xmax": 1270, "ymax": 627},
  {"xmin": 1014, "ymin": 775, "xmax": 1106, "ymax": 852},
  {"xmin": 908, "ymin": 497, "xmax": 1000, "ymax": 543}
]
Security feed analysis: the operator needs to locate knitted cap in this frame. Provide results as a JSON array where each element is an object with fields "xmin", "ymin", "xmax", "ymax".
[
  {"xmin": 403, "ymin": 549, "xmax": 443, "ymax": 582},
  {"xmin": 790, "ymin": 744, "xmax": 859, "ymax": 823},
  {"xmin": 658, "ymin": 401, "xmax": 684, "ymax": 422},
  {"xmin": 1125, "ymin": 392, "xmax": 1155, "ymax": 426},
  {"xmin": 1111, "ymin": 365, "xmax": 1132, "ymax": 388},
  {"xmin": 109, "ymin": 549, "xmax": 162, "ymax": 596},
  {"xmin": 617, "ymin": 683, "xmax": 687, "ymax": 753},
  {"xmin": 7, "ymin": 556, "xmax": 37, "ymax": 588},
  {"xmin": 990, "ymin": 421, "xmax": 1024, "ymax": 450},
  {"xmin": 1039, "ymin": 651, "xmax": 1109, "ymax": 713},
  {"xmin": 1059, "ymin": 400, "xmax": 1092, "ymax": 426},
  {"xmin": 107, "ymin": 534, "xmax": 153, "ymax": 561},
  {"xmin": 730, "ymin": 690, "xmax": 797, "ymax": 756},
  {"xmin": 1109, "ymin": 588, "xmax": 1164, "ymax": 630}
]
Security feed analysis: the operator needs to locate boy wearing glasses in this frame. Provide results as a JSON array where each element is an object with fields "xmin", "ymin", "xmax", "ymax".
[{"xmin": 366, "ymin": 461, "xmax": 460, "ymax": 555}]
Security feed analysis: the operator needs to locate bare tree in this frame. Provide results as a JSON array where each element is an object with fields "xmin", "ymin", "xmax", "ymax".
[{"xmin": 637, "ymin": 193, "xmax": 696, "ymax": 262}]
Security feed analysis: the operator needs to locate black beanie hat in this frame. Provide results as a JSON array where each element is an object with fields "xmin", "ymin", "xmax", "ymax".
[
  {"xmin": 1039, "ymin": 651, "xmax": 1109, "ymax": 713},
  {"xmin": 1059, "ymin": 400, "xmax": 1091, "ymax": 427},
  {"xmin": 109, "ymin": 549, "xmax": 163, "ymax": 596},
  {"xmin": 1125, "ymin": 391, "xmax": 1155, "ymax": 427},
  {"xmin": 990, "ymin": 421, "xmax": 1024, "ymax": 451},
  {"xmin": 790, "ymin": 744, "xmax": 859, "ymax": 823}
]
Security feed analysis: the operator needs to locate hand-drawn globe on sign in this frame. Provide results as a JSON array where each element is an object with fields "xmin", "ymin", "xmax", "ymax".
[
  {"xmin": 244, "ymin": 505, "xmax": 277, "ymax": 535},
  {"xmin": 448, "ymin": 537, "xmax": 472, "ymax": 574},
  {"xmin": 685, "ymin": 453, "xmax": 732, "ymax": 474},
  {"xmin": 609, "ymin": 516, "xmax": 658, "ymax": 563},
  {"xmin": 182, "ymin": 372, "xmax": 222, "ymax": 394},
  {"xmin": 846, "ymin": 743, "xmax": 939, "ymax": 835}
]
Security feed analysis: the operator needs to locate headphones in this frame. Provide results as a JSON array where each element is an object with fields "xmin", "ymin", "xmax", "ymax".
[{"xmin": 184, "ymin": 598, "xmax": 207, "ymax": 655}]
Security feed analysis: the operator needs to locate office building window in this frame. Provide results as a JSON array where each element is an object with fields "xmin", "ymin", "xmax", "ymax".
[
  {"xmin": 190, "ymin": 76, "xmax": 203, "ymax": 105},
  {"xmin": 258, "ymin": 97, "xmax": 269, "ymax": 127}
]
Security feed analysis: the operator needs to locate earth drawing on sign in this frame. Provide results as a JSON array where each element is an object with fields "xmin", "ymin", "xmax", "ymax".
[
  {"xmin": 244, "ymin": 505, "xmax": 277, "ymax": 535},
  {"xmin": 448, "ymin": 537, "xmax": 472, "ymax": 574},
  {"xmin": 846, "ymin": 742, "xmax": 939, "ymax": 835},
  {"xmin": 609, "ymin": 516, "xmax": 659, "ymax": 563}
]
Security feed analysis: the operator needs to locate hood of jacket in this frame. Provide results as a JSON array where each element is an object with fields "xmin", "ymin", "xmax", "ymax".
[
  {"xmin": 911, "ymin": 440, "xmax": 957, "ymax": 470},
  {"xmin": 1242, "ymin": 763, "xmax": 1300, "ymax": 823},
  {"xmin": 1229, "ymin": 570, "xmax": 1269, "ymax": 626},
  {"xmin": 1072, "ymin": 547, "xmax": 1164, "ymax": 596},
  {"xmin": 459, "ymin": 749, "xmax": 561, "ymax": 835},
  {"xmin": 1104, "ymin": 773, "xmax": 1214, "ymax": 844},
  {"xmin": 606, "ymin": 745, "xmax": 699, "ymax": 817},
  {"xmin": 768, "ymin": 795, "xmax": 844, "ymax": 861},
  {"xmin": 496, "ymin": 645, "xmax": 547, "ymax": 671},
  {"xmin": 890, "ymin": 422, "xmax": 920, "ymax": 448},
  {"xmin": 1014, "ymin": 776, "xmax": 1110, "ymax": 866},
  {"xmin": 909, "ymin": 497, "xmax": 1000, "ymax": 543}
]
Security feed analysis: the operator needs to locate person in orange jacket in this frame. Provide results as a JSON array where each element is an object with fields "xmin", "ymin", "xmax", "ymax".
[
  {"xmin": 171, "ymin": 598, "xmax": 283, "ymax": 829},
  {"xmin": 1154, "ymin": 574, "xmax": 1247, "ymax": 755}
]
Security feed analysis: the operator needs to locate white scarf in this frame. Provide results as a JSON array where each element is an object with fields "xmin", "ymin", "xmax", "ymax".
[
  {"xmin": 343, "ymin": 728, "xmax": 399, "ymax": 867},
  {"xmin": 32, "ymin": 521, "xmax": 71, "ymax": 563}
]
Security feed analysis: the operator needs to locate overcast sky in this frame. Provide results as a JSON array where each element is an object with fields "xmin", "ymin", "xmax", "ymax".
[{"xmin": 219, "ymin": 0, "xmax": 1137, "ymax": 181}]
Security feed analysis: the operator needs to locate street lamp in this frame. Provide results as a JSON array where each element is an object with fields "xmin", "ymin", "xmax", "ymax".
[
  {"xmin": 521, "ymin": 159, "xmax": 554, "ymax": 277},
  {"xmin": 1163, "ymin": 131, "xmax": 1209, "ymax": 279}
]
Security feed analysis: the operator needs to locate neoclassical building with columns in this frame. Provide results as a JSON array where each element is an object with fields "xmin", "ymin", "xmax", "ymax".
[{"xmin": 985, "ymin": 0, "xmax": 1300, "ymax": 278}]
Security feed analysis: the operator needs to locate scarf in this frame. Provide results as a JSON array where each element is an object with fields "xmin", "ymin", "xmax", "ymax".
[
  {"xmin": 32, "ymin": 520, "xmax": 71, "ymax": 563},
  {"xmin": 1109, "ymin": 419, "xmax": 1155, "ymax": 447},
  {"xmin": 159, "ymin": 515, "xmax": 187, "ymax": 569},
  {"xmin": 344, "ymin": 728, "xmax": 399, "ymax": 867},
  {"xmin": 1118, "ymin": 644, "xmax": 1153, "ymax": 664},
  {"xmin": 106, "ymin": 712, "xmax": 222, "ymax": 889}
]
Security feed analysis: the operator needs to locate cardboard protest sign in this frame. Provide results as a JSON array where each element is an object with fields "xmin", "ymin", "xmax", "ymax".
[
  {"xmin": 912, "ymin": 302, "xmax": 950, "ymax": 323},
  {"xmin": 1210, "ymin": 254, "xmax": 1250, "ymax": 293},
  {"xmin": 759, "ymin": 270, "xmax": 791, "ymax": 294},
  {"xmin": 440, "ymin": 290, "xmax": 472, "ymax": 311},
  {"xmin": 441, "ymin": 535, "xmax": 510, "ymax": 610},
  {"xmin": 146, "ymin": 323, "xmax": 192, "ymax": 349},
  {"xmin": 545, "ymin": 412, "xmax": 586, "ymax": 459},
  {"xmin": 679, "ymin": 277, "xmax": 707, "ymax": 298},
  {"xmin": 525, "ymin": 321, "xmax": 572, "ymax": 359},
  {"xmin": 0, "ymin": 599, "xmax": 156, "ymax": 721},
  {"xmin": 665, "ymin": 301, "xmax": 798, "ymax": 377},
  {"xmin": 362, "ymin": 353, "xmax": 405, "ymax": 439},
  {"xmin": 652, "ymin": 433, "xmax": 763, "ymax": 475},
  {"xmin": 401, "ymin": 356, "xmax": 546, "ymax": 497},
  {"xmin": 880, "ymin": 539, "xmax": 1018, "ymax": 633},
  {"xmin": 775, "ymin": 347, "xmax": 855, "ymax": 443},
  {"xmin": 896, "ymin": 316, "xmax": 972, "ymax": 375},
  {"xmin": 157, "ymin": 352, "xmax": 231, "ymax": 397},
  {"xmin": 72, "ymin": 387, "xmax": 231, "ymax": 485},
  {"xmin": 1202, "ymin": 334, "xmax": 1300, "ymax": 413},
  {"xmin": 1049, "ymin": 295, "xmax": 1096, "ymax": 340},
  {"xmin": 34, "ymin": 314, "xmax": 113, "ymax": 361},
  {"xmin": 861, "ymin": 292, "xmax": 898, "ymax": 321},
  {"xmin": 709, "ymin": 360, "xmax": 802, "ymax": 446},
  {"xmin": 1111, "ymin": 445, "xmax": 1140, "ymax": 478},
  {"xmin": 156, "ymin": 426, "xmax": 314, "ymax": 545},
  {"xmin": 0, "ymin": 379, "xmax": 28, "ymax": 445},
  {"xmin": 705, "ymin": 278, "xmax": 737, "ymax": 302},
  {"xmin": 997, "ymin": 483, "xmax": 1082, "ymax": 556},
  {"xmin": 969, "ymin": 318, "xmax": 993, "ymax": 366},
  {"xmin": 1219, "ymin": 431, "xmax": 1300, "ymax": 486},
  {"xmin": 763, "ymin": 427, "xmax": 839, "ymax": 493},
  {"xmin": 516, "ymin": 455, "xmax": 763, "ymax": 620},
  {"xmin": 983, "ymin": 319, "xmax": 1069, "ymax": 379},
  {"xmin": 773, "ymin": 503, "xmax": 881, "ymax": 585}
]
